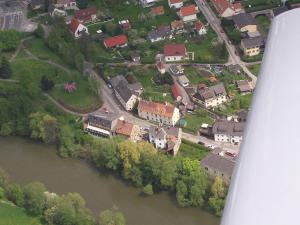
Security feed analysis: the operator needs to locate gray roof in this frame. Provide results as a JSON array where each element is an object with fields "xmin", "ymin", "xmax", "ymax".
[
  {"xmin": 149, "ymin": 125, "xmax": 180, "ymax": 139},
  {"xmin": 88, "ymin": 111, "xmax": 119, "ymax": 130},
  {"xmin": 115, "ymin": 81, "xmax": 134, "ymax": 102},
  {"xmin": 48, "ymin": 4, "xmax": 55, "ymax": 13},
  {"xmin": 201, "ymin": 152, "xmax": 235, "ymax": 178},
  {"xmin": 212, "ymin": 120, "xmax": 245, "ymax": 136},
  {"xmin": 272, "ymin": 6, "xmax": 289, "ymax": 17},
  {"xmin": 110, "ymin": 75, "xmax": 128, "ymax": 89},
  {"xmin": 236, "ymin": 80, "xmax": 253, "ymax": 93},
  {"xmin": 227, "ymin": 64, "xmax": 242, "ymax": 74},
  {"xmin": 232, "ymin": 13, "xmax": 257, "ymax": 29},
  {"xmin": 148, "ymin": 26, "xmax": 171, "ymax": 40},
  {"xmin": 198, "ymin": 83, "xmax": 227, "ymax": 101},
  {"xmin": 128, "ymin": 82, "xmax": 143, "ymax": 94},
  {"xmin": 241, "ymin": 36, "xmax": 264, "ymax": 48}
]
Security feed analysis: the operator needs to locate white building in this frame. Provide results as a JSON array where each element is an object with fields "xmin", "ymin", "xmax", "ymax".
[
  {"xmin": 195, "ymin": 20, "xmax": 207, "ymax": 35},
  {"xmin": 69, "ymin": 18, "xmax": 88, "ymax": 38},
  {"xmin": 212, "ymin": 120, "xmax": 245, "ymax": 144},
  {"xmin": 164, "ymin": 43, "xmax": 188, "ymax": 62},
  {"xmin": 194, "ymin": 83, "xmax": 227, "ymax": 108},
  {"xmin": 168, "ymin": 0, "xmax": 183, "ymax": 9},
  {"xmin": 138, "ymin": 100, "xmax": 180, "ymax": 126}
]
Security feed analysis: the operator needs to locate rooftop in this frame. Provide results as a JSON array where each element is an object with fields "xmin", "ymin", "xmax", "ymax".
[
  {"xmin": 103, "ymin": 34, "xmax": 128, "ymax": 48},
  {"xmin": 179, "ymin": 4, "xmax": 197, "ymax": 17},
  {"xmin": 138, "ymin": 100, "xmax": 177, "ymax": 118},
  {"xmin": 212, "ymin": 120, "xmax": 245, "ymax": 136},
  {"xmin": 233, "ymin": 13, "xmax": 257, "ymax": 29},
  {"xmin": 164, "ymin": 43, "xmax": 186, "ymax": 56},
  {"xmin": 241, "ymin": 36, "xmax": 264, "ymax": 48}
]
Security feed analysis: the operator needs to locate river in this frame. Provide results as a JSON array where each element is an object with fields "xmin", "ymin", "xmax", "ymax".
[{"xmin": 0, "ymin": 136, "xmax": 219, "ymax": 225}]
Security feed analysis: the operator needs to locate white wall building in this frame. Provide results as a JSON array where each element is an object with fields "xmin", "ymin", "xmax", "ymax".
[
  {"xmin": 168, "ymin": 0, "xmax": 183, "ymax": 9},
  {"xmin": 212, "ymin": 120, "xmax": 245, "ymax": 144}
]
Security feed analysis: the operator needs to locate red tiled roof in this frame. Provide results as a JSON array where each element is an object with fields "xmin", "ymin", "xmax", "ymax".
[
  {"xmin": 171, "ymin": 84, "xmax": 182, "ymax": 99},
  {"xmin": 164, "ymin": 43, "xmax": 186, "ymax": 56},
  {"xmin": 115, "ymin": 119, "xmax": 134, "ymax": 137},
  {"xmin": 195, "ymin": 20, "xmax": 204, "ymax": 30},
  {"xmin": 169, "ymin": 0, "xmax": 183, "ymax": 4},
  {"xmin": 151, "ymin": 6, "xmax": 165, "ymax": 15},
  {"xmin": 232, "ymin": 2, "xmax": 242, "ymax": 10},
  {"xmin": 69, "ymin": 18, "xmax": 80, "ymax": 34},
  {"xmin": 180, "ymin": 5, "xmax": 197, "ymax": 17},
  {"xmin": 171, "ymin": 20, "xmax": 184, "ymax": 30},
  {"xmin": 103, "ymin": 34, "xmax": 128, "ymax": 48},
  {"xmin": 211, "ymin": 0, "xmax": 241, "ymax": 15},
  {"xmin": 138, "ymin": 100, "xmax": 176, "ymax": 118},
  {"xmin": 74, "ymin": 7, "xmax": 96, "ymax": 23}
]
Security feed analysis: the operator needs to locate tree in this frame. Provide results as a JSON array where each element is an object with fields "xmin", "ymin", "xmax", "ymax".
[
  {"xmin": 24, "ymin": 182, "xmax": 47, "ymax": 215},
  {"xmin": 160, "ymin": 159, "xmax": 178, "ymax": 191},
  {"xmin": 0, "ymin": 56, "xmax": 12, "ymax": 79},
  {"xmin": 208, "ymin": 176, "xmax": 227, "ymax": 216},
  {"xmin": 40, "ymin": 76, "xmax": 54, "ymax": 92},
  {"xmin": 142, "ymin": 184, "xmax": 153, "ymax": 196},
  {"xmin": 6, "ymin": 183, "xmax": 24, "ymax": 207},
  {"xmin": 0, "ymin": 30, "xmax": 22, "ymax": 51},
  {"xmin": 99, "ymin": 208, "xmax": 126, "ymax": 225},
  {"xmin": 0, "ymin": 187, "xmax": 4, "ymax": 199},
  {"xmin": 211, "ymin": 176, "xmax": 226, "ymax": 198},
  {"xmin": 29, "ymin": 112, "xmax": 58, "ymax": 143},
  {"xmin": 76, "ymin": 0, "xmax": 88, "ymax": 9},
  {"xmin": 34, "ymin": 24, "xmax": 44, "ymax": 39},
  {"xmin": 0, "ymin": 168, "xmax": 8, "ymax": 188}
]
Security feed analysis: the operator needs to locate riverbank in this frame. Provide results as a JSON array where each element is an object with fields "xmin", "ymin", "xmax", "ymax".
[{"xmin": 0, "ymin": 136, "xmax": 219, "ymax": 225}]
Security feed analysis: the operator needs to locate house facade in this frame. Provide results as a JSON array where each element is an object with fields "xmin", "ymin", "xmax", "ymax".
[
  {"xmin": 148, "ymin": 26, "xmax": 172, "ymax": 42},
  {"xmin": 103, "ymin": 35, "xmax": 128, "ymax": 48},
  {"xmin": 195, "ymin": 20, "xmax": 207, "ymax": 35},
  {"xmin": 211, "ymin": 0, "xmax": 242, "ymax": 18},
  {"xmin": 115, "ymin": 119, "xmax": 140, "ymax": 141},
  {"xmin": 194, "ymin": 83, "xmax": 227, "ymax": 108},
  {"xmin": 138, "ymin": 100, "xmax": 180, "ymax": 126},
  {"xmin": 241, "ymin": 36, "xmax": 264, "ymax": 56},
  {"xmin": 69, "ymin": 18, "xmax": 88, "ymax": 38},
  {"xmin": 168, "ymin": 0, "xmax": 183, "ymax": 9},
  {"xmin": 164, "ymin": 43, "xmax": 188, "ymax": 62},
  {"xmin": 149, "ymin": 126, "xmax": 182, "ymax": 156},
  {"xmin": 178, "ymin": 5, "xmax": 198, "ymax": 22},
  {"xmin": 74, "ymin": 7, "xmax": 97, "ymax": 23},
  {"xmin": 212, "ymin": 120, "xmax": 245, "ymax": 144}
]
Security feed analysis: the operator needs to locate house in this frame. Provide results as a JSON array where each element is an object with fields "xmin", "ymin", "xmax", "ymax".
[
  {"xmin": 168, "ymin": 0, "xmax": 183, "ymax": 9},
  {"xmin": 241, "ymin": 36, "xmax": 264, "ymax": 56},
  {"xmin": 151, "ymin": 6, "xmax": 165, "ymax": 16},
  {"xmin": 130, "ymin": 52, "xmax": 141, "ymax": 63},
  {"xmin": 86, "ymin": 111, "xmax": 120, "ymax": 137},
  {"xmin": 164, "ymin": 44, "xmax": 188, "ymax": 62},
  {"xmin": 236, "ymin": 110, "xmax": 247, "ymax": 122},
  {"xmin": 201, "ymin": 148, "xmax": 236, "ymax": 184},
  {"xmin": 194, "ymin": 83, "xmax": 227, "ymax": 108},
  {"xmin": 140, "ymin": 0, "xmax": 157, "ymax": 8},
  {"xmin": 210, "ymin": 0, "xmax": 242, "ymax": 18},
  {"xmin": 74, "ymin": 7, "xmax": 97, "ymax": 23},
  {"xmin": 212, "ymin": 120, "xmax": 245, "ymax": 144},
  {"xmin": 115, "ymin": 119, "xmax": 140, "ymax": 140},
  {"xmin": 232, "ymin": 13, "xmax": 257, "ymax": 33},
  {"xmin": 227, "ymin": 64, "xmax": 242, "ymax": 74},
  {"xmin": 119, "ymin": 20, "xmax": 131, "ymax": 30},
  {"xmin": 148, "ymin": 26, "xmax": 172, "ymax": 42},
  {"xmin": 30, "ymin": 0, "xmax": 45, "ymax": 9},
  {"xmin": 55, "ymin": 0, "xmax": 77, "ymax": 10},
  {"xmin": 69, "ymin": 18, "xmax": 88, "ymax": 38},
  {"xmin": 171, "ymin": 20, "xmax": 184, "ymax": 34},
  {"xmin": 194, "ymin": 20, "xmax": 207, "ymax": 35},
  {"xmin": 109, "ymin": 75, "xmax": 143, "ymax": 111},
  {"xmin": 178, "ymin": 5, "xmax": 198, "ymax": 23},
  {"xmin": 103, "ymin": 34, "xmax": 128, "ymax": 48},
  {"xmin": 149, "ymin": 126, "xmax": 182, "ymax": 156},
  {"xmin": 168, "ymin": 64, "xmax": 184, "ymax": 75},
  {"xmin": 236, "ymin": 80, "xmax": 253, "ymax": 95},
  {"xmin": 272, "ymin": 6, "xmax": 289, "ymax": 17},
  {"xmin": 171, "ymin": 83, "xmax": 182, "ymax": 102},
  {"xmin": 138, "ymin": 100, "xmax": 180, "ymax": 126},
  {"xmin": 178, "ymin": 75, "xmax": 190, "ymax": 87},
  {"xmin": 48, "ymin": 4, "xmax": 66, "ymax": 17},
  {"xmin": 156, "ymin": 61, "xmax": 166, "ymax": 74}
]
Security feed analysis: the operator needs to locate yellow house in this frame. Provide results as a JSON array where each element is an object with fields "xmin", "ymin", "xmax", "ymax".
[
  {"xmin": 233, "ymin": 13, "xmax": 257, "ymax": 33},
  {"xmin": 241, "ymin": 37, "xmax": 264, "ymax": 57}
]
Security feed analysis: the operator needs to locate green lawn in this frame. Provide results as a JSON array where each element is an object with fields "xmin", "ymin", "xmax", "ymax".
[
  {"xmin": 0, "ymin": 201, "xmax": 41, "ymax": 225},
  {"xmin": 247, "ymin": 64, "xmax": 261, "ymax": 76},
  {"xmin": 179, "ymin": 139, "xmax": 210, "ymax": 161},
  {"xmin": 181, "ymin": 110, "xmax": 214, "ymax": 134},
  {"xmin": 255, "ymin": 15, "xmax": 271, "ymax": 33},
  {"xmin": 184, "ymin": 67, "xmax": 213, "ymax": 85}
]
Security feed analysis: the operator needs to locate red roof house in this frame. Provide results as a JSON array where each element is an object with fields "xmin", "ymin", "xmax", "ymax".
[
  {"xmin": 74, "ymin": 7, "xmax": 97, "ymax": 23},
  {"xmin": 171, "ymin": 84, "xmax": 182, "ymax": 102},
  {"xmin": 210, "ymin": 0, "xmax": 242, "ymax": 17},
  {"xmin": 69, "ymin": 18, "xmax": 88, "ymax": 38},
  {"xmin": 156, "ymin": 61, "xmax": 166, "ymax": 74},
  {"xmin": 103, "ymin": 34, "xmax": 128, "ymax": 48},
  {"xmin": 195, "ymin": 20, "xmax": 207, "ymax": 35},
  {"xmin": 151, "ymin": 6, "xmax": 165, "ymax": 16},
  {"xmin": 164, "ymin": 44, "xmax": 187, "ymax": 62},
  {"xmin": 179, "ymin": 5, "xmax": 198, "ymax": 22}
]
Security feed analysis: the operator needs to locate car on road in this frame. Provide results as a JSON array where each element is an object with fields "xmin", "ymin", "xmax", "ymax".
[{"xmin": 206, "ymin": 144, "xmax": 215, "ymax": 149}]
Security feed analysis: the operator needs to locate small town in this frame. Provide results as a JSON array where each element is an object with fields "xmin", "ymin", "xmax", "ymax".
[{"xmin": 0, "ymin": 0, "xmax": 298, "ymax": 225}]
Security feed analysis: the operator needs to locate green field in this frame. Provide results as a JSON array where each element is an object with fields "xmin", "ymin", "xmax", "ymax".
[
  {"xmin": 179, "ymin": 139, "xmax": 210, "ymax": 160},
  {"xmin": 0, "ymin": 201, "xmax": 41, "ymax": 225},
  {"xmin": 255, "ymin": 15, "xmax": 271, "ymax": 33},
  {"xmin": 181, "ymin": 110, "xmax": 214, "ymax": 134},
  {"xmin": 247, "ymin": 64, "xmax": 261, "ymax": 76},
  {"xmin": 184, "ymin": 67, "xmax": 212, "ymax": 85}
]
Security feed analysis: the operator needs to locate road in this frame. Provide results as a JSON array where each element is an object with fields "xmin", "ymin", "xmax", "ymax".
[{"xmin": 195, "ymin": 0, "xmax": 258, "ymax": 86}]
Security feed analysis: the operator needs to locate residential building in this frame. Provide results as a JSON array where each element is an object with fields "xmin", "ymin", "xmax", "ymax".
[
  {"xmin": 130, "ymin": 52, "xmax": 140, "ymax": 62},
  {"xmin": 272, "ymin": 6, "xmax": 289, "ymax": 17},
  {"xmin": 48, "ymin": 4, "xmax": 66, "ymax": 17},
  {"xmin": 138, "ymin": 100, "xmax": 180, "ymax": 126},
  {"xmin": 149, "ymin": 126, "xmax": 182, "ymax": 156},
  {"xmin": 201, "ymin": 148, "xmax": 236, "ymax": 184},
  {"xmin": 168, "ymin": 64, "xmax": 184, "ymax": 75},
  {"xmin": 30, "ymin": 0, "xmax": 45, "ymax": 9},
  {"xmin": 194, "ymin": 20, "xmax": 207, "ymax": 35},
  {"xmin": 178, "ymin": 75, "xmax": 190, "ymax": 87},
  {"xmin": 178, "ymin": 5, "xmax": 198, "ymax": 22},
  {"xmin": 171, "ymin": 83, "xmax": 182, "ymax": 102},
  {"xmin": 148, "ymin": 26, "xmax": 172, "ymax": 42},
  {"xmin": 236, "ymin": 80, "xmax": 253, "ymax": 95},
  {"xmin": 151, "ymin": 6, "xmax": 165, "ymax": 16},
  {"xmin": 156, "ymin": 61, "xmax": 166, "ymax": 74},
  {"xmin": 164, "ymin": 43, "xmax": 188, "ymax": 62},
  {"xmin": 171, "ymin": 20, "xmax": 184, "ymax": 34},
  {"xmin": 74, "ymin": 7, "xmax": 97, "ymax": 23},
  {"xmin": 241, "ymin": 36, "xmax": 264, "ymax": 56},
  {"xmin": 69, "ymin": 18, "xmax": 88, "ymax": 38},
  {"xmin": 103, "ymin": 34, "xmax": 128, "ymax": 48},
  {"xmin": 109, "ymin": 75, "xmax": 143, "ymax": 111},
  {"xmin": 232, "ymin": 13, "xmax": 257, "ymax": 33},
  {"xmin": 168, "ymin": 0, "xmax": 183, "ymax": 9},
  {"xmin": 210, "ymin": 0, "xmax": 242, "ymax": 18},
  {"xmin": 194, "ymin": 83, "xmax": 227, "ymax": 108},
  {"xmin": 119, "ymin": 20, "xmax": 131, "ymax": 30},
  {"xmin": 115, "ymin": 119, "xmax": 140, "ymax": 140},
  {"xmin": 140, "ymin": 0, "xmax": 157, "ymax": 8},
  {"xmin": 55, "ymin": 0, "xmax": 77, "ymax": 9},
  {"xmin": 212, "ymin": 120, "xmax": 245, "ymax": 144},
  {"xmin": 227, "ymin": 64, "xmax": 242, "ymax": 74},
  {"xmin": 86, "ymin": 111, "xmax": 120, "ymax": 137}
]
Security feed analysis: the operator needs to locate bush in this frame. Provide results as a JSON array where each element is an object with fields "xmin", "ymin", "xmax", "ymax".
[{"xmin": 142, "ymin": 184, "xmax": 153, "ymax": 196}]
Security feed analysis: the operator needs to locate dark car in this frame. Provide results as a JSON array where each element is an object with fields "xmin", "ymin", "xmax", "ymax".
[{"xmin": 198, "ymin": 141, "xmax": 205, "ymax": 145}]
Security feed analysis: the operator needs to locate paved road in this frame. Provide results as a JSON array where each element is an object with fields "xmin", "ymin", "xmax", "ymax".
[{"xmin": 195, "ymin": 0, "xmax": 258, "ymax": 86}]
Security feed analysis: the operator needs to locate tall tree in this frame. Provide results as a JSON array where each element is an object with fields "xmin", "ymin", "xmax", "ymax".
[
  {"xmin": 24, "ymin": 182, "xmax": 47, "ymax": 215},
  {"xmin": 99, "ymin": 208, "xmax": 126, "ymax": 225},
  {"xmin": 40, "ymin": 76, "xmax": 54, "ymax": 92},
  {"xmin": 0, "ymin": 56, "xmax": 12, "ymax": 79}
]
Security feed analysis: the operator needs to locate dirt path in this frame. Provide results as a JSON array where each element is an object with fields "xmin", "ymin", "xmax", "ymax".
[{"xmin": 9, "ymin": 36, "xmax": 33, "ymax": 62}]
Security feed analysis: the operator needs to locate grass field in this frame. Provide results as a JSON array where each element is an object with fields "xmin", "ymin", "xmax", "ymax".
[
  {"xmin": 179, "ymin": 139, "xmax": 210, "ymax": 160},
  {"xmin": 255, "ymin": 15, "xmax": 271, "ymax": 33},
  {"xmin": 0, "ymin": 201, "xmax": 41, "ymax": 225},
  {"xmin": 184, "ymin": 67, "xmax": 212, "ymax": 85},
  {"xmin": 247, "ymin": 64, "xmax": 261, "ymax": 76},
  {"xmin": 181, "ymin": 110, "xmax": 214, "ymax": 134}
]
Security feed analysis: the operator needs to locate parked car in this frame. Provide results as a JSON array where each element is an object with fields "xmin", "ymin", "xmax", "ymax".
[
  {"xmin": 198, "ymin": 141, "xmax": 205, "ymax": 145},
  {"xmin": 206, "ymin": 144, "xmax": 215, "ymax": 149}
]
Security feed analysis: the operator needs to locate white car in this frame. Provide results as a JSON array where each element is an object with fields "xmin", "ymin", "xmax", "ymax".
[{"xmin": 206, "ymin": 144, "xmax": 215, "ymax": 149}]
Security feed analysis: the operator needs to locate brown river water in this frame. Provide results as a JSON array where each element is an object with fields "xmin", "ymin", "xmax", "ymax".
[{"xmin": 0, "ymin": 136, "xmax": 219, "ymax": 225}]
